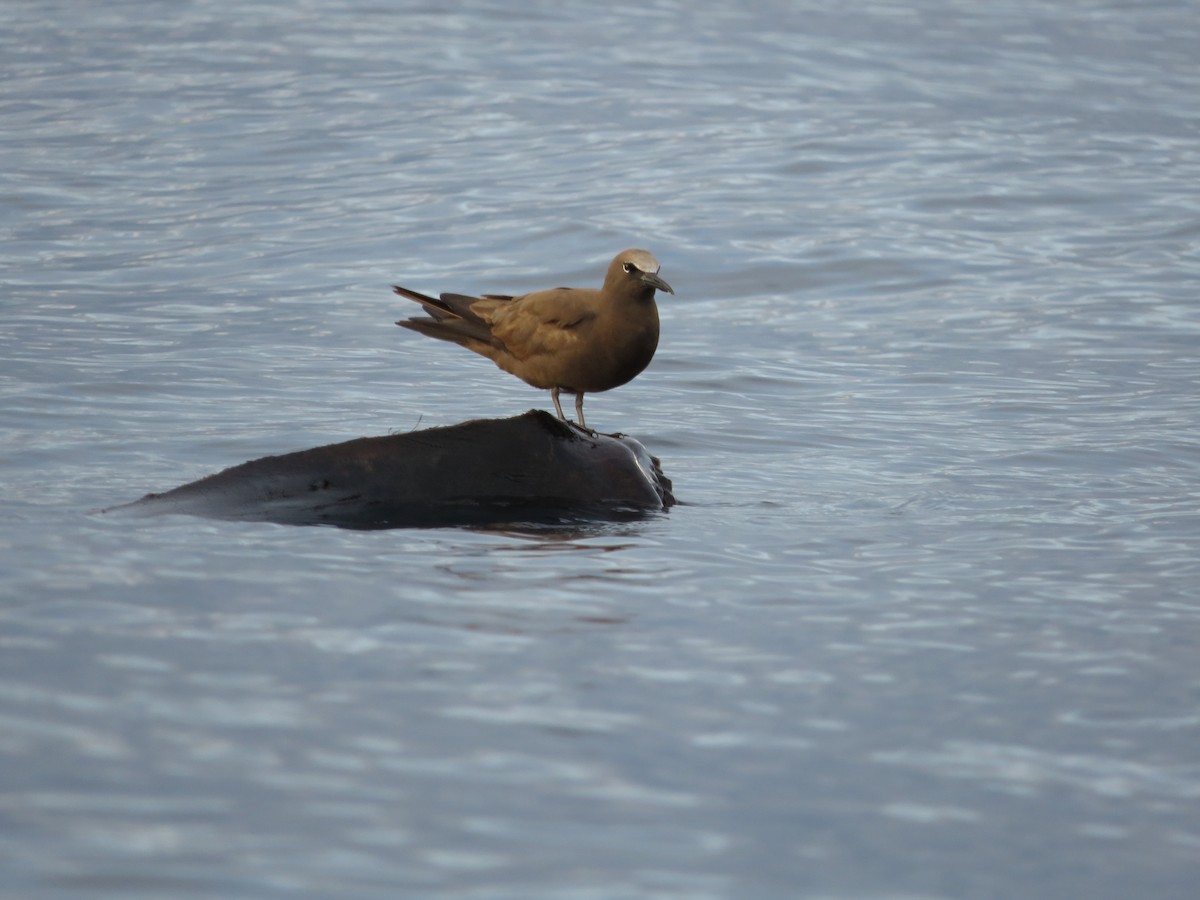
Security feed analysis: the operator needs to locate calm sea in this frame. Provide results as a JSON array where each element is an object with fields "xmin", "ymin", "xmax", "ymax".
[{"xmin": 3, "ymin": 1, "xmax": 1199, "ymax": 897}]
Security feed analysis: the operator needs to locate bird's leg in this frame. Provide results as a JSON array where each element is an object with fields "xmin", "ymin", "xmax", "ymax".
[
  {"xmin": 575, "ymin": 392, "xmax": 587, "ymax": 430},
  {"xmin": 550, "ymin": 387, "xmax": 566, "ymax": 421}
]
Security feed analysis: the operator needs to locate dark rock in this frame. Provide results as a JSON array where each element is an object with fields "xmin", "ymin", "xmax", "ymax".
[{"xmin": 105, "ymin": 411, "xmax": 674, "ymax": 529}]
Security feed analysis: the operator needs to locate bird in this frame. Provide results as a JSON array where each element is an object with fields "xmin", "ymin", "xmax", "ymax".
[{"xmin": 394, "ymin": 248, "xmax": 673, "ymax": 430}]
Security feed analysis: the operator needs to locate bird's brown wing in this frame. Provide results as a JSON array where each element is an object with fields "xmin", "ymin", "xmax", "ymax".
[{"xmin": 487, "ymin": 289, "xmax": 599, "ymax": 361}]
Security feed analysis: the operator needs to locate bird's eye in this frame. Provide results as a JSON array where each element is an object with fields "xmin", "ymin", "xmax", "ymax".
[{"xmin": 622, "ymin": 262, "xmax": 635, "ymax": 274}]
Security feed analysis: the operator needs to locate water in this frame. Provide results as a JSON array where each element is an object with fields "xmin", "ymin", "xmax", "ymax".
[{"xmin": 3, "ymin": 0, "xmax": 1199, "ymax": 896}]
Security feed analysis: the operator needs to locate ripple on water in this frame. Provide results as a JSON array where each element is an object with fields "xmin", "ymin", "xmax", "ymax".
[{"xmin": 3, "ymin": 0, "xmax": 1200, "ymax": 897}]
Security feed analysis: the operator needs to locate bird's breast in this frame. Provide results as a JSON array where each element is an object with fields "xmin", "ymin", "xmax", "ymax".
[{"xmin": 566, "ymin": 316, "xmax": 659, "ymax": 393}]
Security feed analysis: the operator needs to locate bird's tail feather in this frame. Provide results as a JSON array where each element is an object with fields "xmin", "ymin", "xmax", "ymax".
[
  {"xmin": 393, "ymin": 285, "xmax": 497, "ymax": 344},
  {"xmin": 396, "ymin": 317, "xmax": 485, "ymax": 347}
]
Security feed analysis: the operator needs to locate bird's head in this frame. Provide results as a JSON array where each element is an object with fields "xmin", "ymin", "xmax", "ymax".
[{"xmin": 609, "ymin": 248, "xmax": 673, "ymax": 296}]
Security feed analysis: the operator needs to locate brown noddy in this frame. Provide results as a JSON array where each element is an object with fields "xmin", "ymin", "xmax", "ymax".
[{"xmin": 394, "ymin": 248, "xmax": 673, "ymax": 429}]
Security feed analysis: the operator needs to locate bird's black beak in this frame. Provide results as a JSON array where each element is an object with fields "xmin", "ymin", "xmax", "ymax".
[{"xmin": 640, "ymin": 271, "xmax": 674, "ymax": 295}]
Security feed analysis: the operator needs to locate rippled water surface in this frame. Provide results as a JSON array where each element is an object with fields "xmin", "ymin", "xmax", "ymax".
[{"xmin": 3, "ymin": 1, "xmax": 1200, "ymax": 897}]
